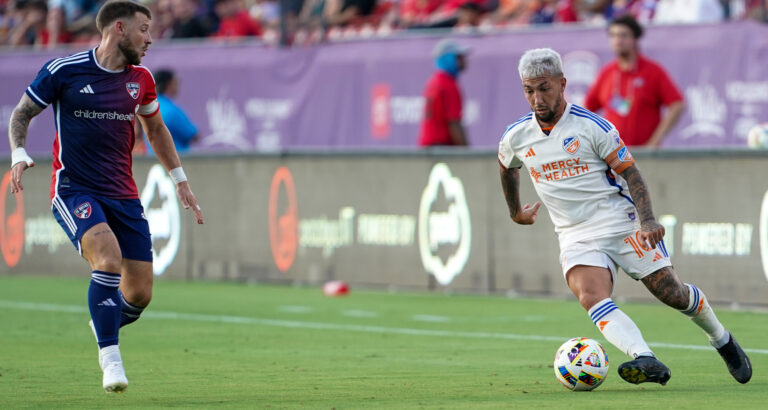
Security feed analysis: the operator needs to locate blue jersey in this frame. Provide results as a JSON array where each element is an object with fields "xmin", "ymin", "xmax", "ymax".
[{"xmin": 25, "ymin": 48, "xmax": 159, "ymax": 200}]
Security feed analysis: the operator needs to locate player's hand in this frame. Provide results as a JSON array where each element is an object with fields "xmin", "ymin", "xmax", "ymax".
[
  {"xmin": 513, "ymin": 201, "xmax": 541, "ymax": 225},
  {"xmin": 10, "ymin": 161, "xmax": 33, "ymax": 194},
  {"xmin": 638, "ymin": 219, "xmax": 665, "ymax": 249},
  {"xmin": 176, "ymin": 181, "xmax": 204, "ymax": 224}
]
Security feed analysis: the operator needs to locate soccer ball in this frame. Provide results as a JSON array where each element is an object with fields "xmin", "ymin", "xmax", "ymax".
[
  {"xmin": 553, "ymin": 338, "xmax": 609, "ymax": 391},
  {"xmin": 747, "ymin": 123, "xmax": 768, "ymax": 148}
]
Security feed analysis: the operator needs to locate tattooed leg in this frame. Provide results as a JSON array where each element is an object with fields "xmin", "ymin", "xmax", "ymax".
[{"xmin": 641, "ymin": 267, "xmax": 689, "ymax": 310}]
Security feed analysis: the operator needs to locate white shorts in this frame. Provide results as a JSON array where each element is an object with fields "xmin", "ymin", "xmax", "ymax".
[{"xmin": 559, "ymin": 229, "xmax": 672, "ymax": 282}]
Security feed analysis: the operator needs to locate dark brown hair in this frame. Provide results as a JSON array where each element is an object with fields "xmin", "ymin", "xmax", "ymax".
[
  {"xmin": 609, "ymin": 14, "xmax": 644, "ymax": 39},
  {"xmin": 96, "ymin": 0, "xmax": 152, "ymax": 33}
]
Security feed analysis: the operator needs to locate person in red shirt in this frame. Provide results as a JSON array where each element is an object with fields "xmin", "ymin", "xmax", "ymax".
[
  {"xmin": 584, "ymin": 15, "xmax": 685, "ymax": 147},
  {"xmin": 213, "ymin": 0, "xmax": 261, "ymax": 38},
  {"xmin": 418, "ymin": 39, "xmax": 469, "ymax": 147}
]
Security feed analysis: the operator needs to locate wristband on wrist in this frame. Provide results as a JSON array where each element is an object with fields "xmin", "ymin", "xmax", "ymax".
[
  {"xmin": 11, "ymin": 147, "xmax": 34, "ymax": 168},
  {"xmin": 169, "ymin": 167, "xmax": 187, "ymax": 184}
]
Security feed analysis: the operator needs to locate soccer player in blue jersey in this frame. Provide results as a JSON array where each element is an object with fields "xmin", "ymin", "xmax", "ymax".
[{"xmin": 7, "ymin": 0, "xmax": 204, "ymax": 393}]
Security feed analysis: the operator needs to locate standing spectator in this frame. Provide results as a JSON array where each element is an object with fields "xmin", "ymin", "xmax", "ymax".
[
  {"xmin": 155, "ymin": 69, "xmax": 199, "ymax": 153},
  {"xmin": 584, "ymin": 15, "xmax": 684, "ymax": 147},
  {"xmin": 213, "ymin": 0, "xmax": 261, "ymax": 37},
  {"xmin": 418, "ymin": 39, "xmax": 470, "ymax": 147},
  {"xmin": 170, "ymin": 0, "xmax": 211, "ymax": 38}
]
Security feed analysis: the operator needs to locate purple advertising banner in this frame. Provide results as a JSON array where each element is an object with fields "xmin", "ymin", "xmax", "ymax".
[{"xmin": 1, "ymin": 22, "xmax": 767, "ymax": 155}]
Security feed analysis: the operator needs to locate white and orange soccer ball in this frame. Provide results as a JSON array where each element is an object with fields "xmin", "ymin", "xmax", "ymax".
[{"xmin": 553, "ymin": 337, "xmax": 609, "ymax": 391}]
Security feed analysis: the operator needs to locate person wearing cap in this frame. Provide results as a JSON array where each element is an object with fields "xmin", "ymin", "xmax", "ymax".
[
  {"xmin": 417, "ymin": 38, "xmax": 470, "ymax": 147},
  {"xmin": 584, "ymin": 15, "xmax": 685, "ymax": 147}
]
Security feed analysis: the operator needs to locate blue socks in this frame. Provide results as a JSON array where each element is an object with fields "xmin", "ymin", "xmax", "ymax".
[
  {"xmin": 119, "ymin": 291, "xmax": 145, "ymax": 328},
  {"xmin": 88, "ymin": 271, "xmax": 122, "ymax": 349}
]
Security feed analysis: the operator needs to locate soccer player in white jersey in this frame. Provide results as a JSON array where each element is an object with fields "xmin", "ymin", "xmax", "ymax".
[{"xmin": 498, "ymin": 48, "xmax": 751, "ymax": 385}]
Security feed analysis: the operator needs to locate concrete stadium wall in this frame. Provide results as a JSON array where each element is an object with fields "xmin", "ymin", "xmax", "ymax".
[{"xmin": 2, "ymin": 150, "xmax": 768, "ymax": 305}]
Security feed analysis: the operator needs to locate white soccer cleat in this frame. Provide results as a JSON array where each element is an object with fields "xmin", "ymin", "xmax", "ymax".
[{"xmin": 99, "ymin": 345, "xmax": 128, "ymax": 393}]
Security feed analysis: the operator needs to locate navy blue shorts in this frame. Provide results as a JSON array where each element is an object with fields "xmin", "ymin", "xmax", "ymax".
[{"xmin": 51, "ymin": 192, "xmax": 153, "ymax": 262}]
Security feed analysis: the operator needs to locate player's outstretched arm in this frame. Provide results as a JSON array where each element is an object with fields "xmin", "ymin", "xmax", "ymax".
[
  {"xmin": 499, "ymin": 164, "xmax": 541, "ymax": 225},
  {"xmin": 140, "ymin": 112, "xmax": 204, "ymax": 224},
  {"xmin": 8, "ymin": 94, "xmax": 44, "ymax": 193},
  {"xmin": 620, "ymin": 164, "xmax": 664, "ymax": 248}
]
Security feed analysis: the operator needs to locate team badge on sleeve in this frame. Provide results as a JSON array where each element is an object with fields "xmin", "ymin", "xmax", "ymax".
[
  {"xmin": 126, "ymin": 82, "xmax": 140, "ymax": 99},
  {"xmin": 74, "ymin": 202, "xmax": 92, "ymax": 219},
  {"xmin": 562, "ymin": 136, "xmax": 580, "ymax": 155}
]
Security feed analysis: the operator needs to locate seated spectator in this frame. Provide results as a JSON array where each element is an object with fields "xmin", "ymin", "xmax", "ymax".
[
  {"xmin": 528, "ymin": 0, "xmax": 577, "ymax": 24},
  {"xmin": 213, "ymin": 0, "xmax": 261, "ymax": 38},
  {"xmin": 398, "ymin": 0, "xmax": 441, "ymax": 27},
  {"xmin": 653, "ymin": 0, "xmax": 725, "ymax": 23},
  {"xmin": 6, "ymin": 0, "xmax": 48, "ymax": 46},
  {"xmin": 323, "ymin": 0, "xmax": 377, "ymax": 26},
  {"xmin": 46, "ymin": 0, "xmax": 99, "ymax": 47},
  {"xmin": 170, "ymin": 0, "xmax": 211, "ymax": 38},
  {"xmin": 490, "ymin": 0, "xmax": 534, "ymax": 25},
  {"xmin": 143, "ymin": 0, "xmax": 175, "ymax": 39},
  {"xmin": 455, "ymin": 1, "xmax": 483, "ymax": 28}
]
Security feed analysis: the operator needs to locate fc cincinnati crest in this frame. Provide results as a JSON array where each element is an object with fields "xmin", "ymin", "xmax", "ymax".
[
  {"xmin": 562, "ymin": 136, "xmax": 580, "ymax": 155},
  {"xmin": 617, "ymin": 146, "xmax": 632, "ymax": 162},
  {"xmin": 74, "ymin": 202, "xmax": 92, "ymax": 219},
  {"xmin": 126, "ymin": 82, "xmax": 140, "ymax": 99}
]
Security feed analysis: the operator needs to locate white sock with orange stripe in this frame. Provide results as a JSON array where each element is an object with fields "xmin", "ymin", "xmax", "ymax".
[
  {"xmin": 681, "ymin": 284, "xmax": 728, "ymax": 348},
  {"xmin": 588, "ymin": 298, "xmax": 654, "ymax": 359}
]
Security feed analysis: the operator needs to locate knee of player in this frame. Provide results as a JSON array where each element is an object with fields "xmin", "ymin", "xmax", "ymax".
[
  {"xmin": 90, "ymin": 256, "xmax": 122, "ymax": 274},
  {"xmin": 576, "ymin": 292, "xmax": 605, "ymax": 311},
  {"xmin": 124, "ymin": 287, "xmax": 153, "ymax": 307}
]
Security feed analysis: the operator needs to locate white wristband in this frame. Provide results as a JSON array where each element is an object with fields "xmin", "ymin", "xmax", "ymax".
[
  {"xmin": 11, "ymin": 147, "xmax": 34, "ymax": 168},
  {"xmin": 169, "ymin": 167, "xmax": 187, "ymax": 184}
]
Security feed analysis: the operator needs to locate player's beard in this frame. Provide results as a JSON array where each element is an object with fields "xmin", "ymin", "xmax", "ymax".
[
  {"xmin": 118, "ymin": 37, "xmax": 142, "ymax": 66},
  {"xmin": 534, "ymin": 97, "xmax": 562, "ymax": 124}
]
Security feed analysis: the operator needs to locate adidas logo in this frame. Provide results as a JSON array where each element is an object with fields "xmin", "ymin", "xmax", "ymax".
[
  {"xmin": 524, "ymin": 147, "xmax": 536, "ymax": 158},
  {"xmin": 599, "ymin": 320, "xmax": 609, "ymax": 331},
  {"xmin": 98, "ymin": 298, "xmax": 117, "ymax": 307},
  {"xmin": 652, "ymin": 252, "xmax": 664, "ymax": 262},
  {"xmin": 79, "ymin": 84, "xmax": 95, "ymax": 94}
]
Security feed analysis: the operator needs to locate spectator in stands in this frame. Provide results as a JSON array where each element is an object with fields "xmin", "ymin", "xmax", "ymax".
[
  {"xmin": 46, "ymin": 0, "xmax": 98, "ymax": 47},
  {"xmin": 6, "ymin": 0, "xmax": 48, "ymax": 46},
  {"xmin": 149, "ymin": 69, "xmax": 200, "ymax": 153},
  {"xmin": 528, "ymin": 0, "xmax": 578, "ymax": 24},
  {"xmin": 418, "ymin": 39, "xmax": 469, "ymax": 147},
  {"xmin": 213, "ymin": 0, "xmax": 261, "ymax": 37},
  {"xmin": 398, "ymin": 0, "xmax": 441, "ymax": 27},
  {"xmin": 454, "ymin": 1, "xmax": 483, "ymax": 29},
  {"xmin": 584, "ymin": 14, "xmax": 684, "ymax": 147},
  {"xmin": 323, "ymin": 0, "xmax": 376, "ymax": 26},
  {"xmin": 490, "ymin": 0, "xmax": 533, "ymax": 25},
  {"xmin": 653, "ymin": 0, "xmax": 724, "ymax": 23},
  {"xmin": 170, "ymin": 0, "xmax": 211, "ymax": 38},
  {"xmin": 143, "ymin": 0, "xmax": 175, "ymax": 39}
]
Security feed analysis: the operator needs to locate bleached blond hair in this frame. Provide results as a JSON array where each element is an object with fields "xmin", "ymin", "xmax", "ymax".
[{"xmin": 518, "ymin": 48, "xmax": 563, "ymax": 80}]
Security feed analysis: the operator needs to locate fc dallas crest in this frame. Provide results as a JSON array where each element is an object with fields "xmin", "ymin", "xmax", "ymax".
[{"xmin": 126, "ymin": 82, "xmax": 140, "ymax": 99}]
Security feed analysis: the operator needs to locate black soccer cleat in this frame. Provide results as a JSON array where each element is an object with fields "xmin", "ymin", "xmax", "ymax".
[
  {"xmin": 618, "ymin": 355, "xmax": 671, "ymax": 386},
  {"xmin": 716, "ymin": 332, "xmax": 752, "ymax": 384}
]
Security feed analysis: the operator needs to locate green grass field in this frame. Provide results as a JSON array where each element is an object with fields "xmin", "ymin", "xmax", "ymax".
[{"xmin": 0, "ymin": 276, "xmax": 766, "ymax": 409}]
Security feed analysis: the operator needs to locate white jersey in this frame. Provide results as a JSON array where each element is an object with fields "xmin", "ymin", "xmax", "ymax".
[{"xmin": 498, "ymin": 103, "xmax": 639, "ymax": 247}]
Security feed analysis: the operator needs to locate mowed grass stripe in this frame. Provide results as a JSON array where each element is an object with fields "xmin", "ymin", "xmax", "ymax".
[{"xmin": 2, "ymin": 299, "xmax": 767, "ymax": 355}]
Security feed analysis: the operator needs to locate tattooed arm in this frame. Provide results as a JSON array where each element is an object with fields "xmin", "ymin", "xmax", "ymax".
[
  {"xmin": 620, "ymin": 164, "xmax": 665, "ymax": 248},
  {"xmin": 499, "ymin": 165, "xmax": 541, "ymax": 225},
  {"xmin": 8, "ymin": 94, "xmax": 44, "ymax": 193}
]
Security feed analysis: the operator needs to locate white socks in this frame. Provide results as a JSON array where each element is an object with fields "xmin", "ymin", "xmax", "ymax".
[
  {"xmin": 680, "ymin": 284, "xmax": 729, "ymax": 348},
  {"xmin": 99, "ymin": 344, "xmax": 122, "ymax": 370},
  {"xmin": 588, "ymin": 298, "xmax": 654, "ymax": 359}
]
